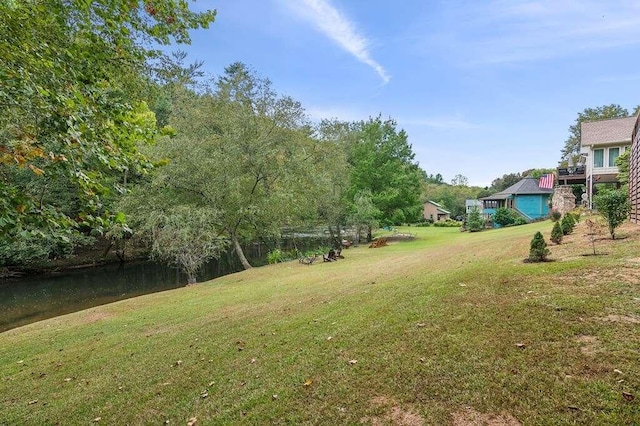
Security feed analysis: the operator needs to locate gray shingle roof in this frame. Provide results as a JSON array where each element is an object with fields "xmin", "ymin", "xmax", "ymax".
[
  {"xmin": 581, "ymin": 116, "xmax": 636, "ymax": 146},
  {"xmin": 480, "ymin": 176, "xmax": 554, "ymax": 200}
]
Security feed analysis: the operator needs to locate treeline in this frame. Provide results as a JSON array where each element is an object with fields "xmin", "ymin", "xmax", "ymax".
[{"xmin": 0, "ymin": 1, "xmax": 429, "ymax": 282}]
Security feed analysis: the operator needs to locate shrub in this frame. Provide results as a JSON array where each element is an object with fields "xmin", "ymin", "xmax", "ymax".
[
  {"xmin": 493, "ymin": 207, "xmax": 516, "ymax": 226},
  {"xmin": 512, "ymin": 217, "xmax": 528, "ymax": 226},
  {"xmin": 466, "ymin": 207, "xmax": 484, "ymax": 232},
  {"xmin": 433, "ymin": 219, "xmax": 462, "ymax": 227},
  {"xmin": 561, "ymin": 214, "xmax": 575, "ymax": 235},
  {"xmin": 529, "ymin": 231, "xmax": 550, "ymax": 262},
  {"xmin": 266, "ymin": 249, "xmax": 284, "ymax": 264},
  {"xmin": 549, "ymin": 209, "xmax": 562, "ymax": 222},
  {"xmin": 550, "ymin": 221, "xmax": 563, "ymax": 244},
  {"xmin": 593, "ymin": 189, "xmax": 631, "ymax": 239}
]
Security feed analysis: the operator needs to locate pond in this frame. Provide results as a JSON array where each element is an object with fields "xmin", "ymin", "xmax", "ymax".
[{"xmin": 0, "ymin": 237, "xmax": 330, "ymax": 333}]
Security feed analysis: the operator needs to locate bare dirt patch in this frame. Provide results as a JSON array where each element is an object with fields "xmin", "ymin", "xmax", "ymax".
[
  {"xmin": 599, "ymin": 314, "xmax": 640, "ymax": 324},
  {"xmin": 79, "ymin": 310, "xmax": 112, "ymax": 325},
  {"xmin": 451, "ymin": 406, "xmax": 521, "ymax": 426},
  {"xmin": 575, "ymin": 335, "xmax": 598, "ymax": 356},
  {"xmin": 361, "ymin": 396, "xmax": 425, "ymax": 426}
]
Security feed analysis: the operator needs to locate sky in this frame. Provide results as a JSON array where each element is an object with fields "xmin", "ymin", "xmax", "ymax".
[{"xmin": 169, "ymin": 0, "xmax": 640, "ymax": 187}]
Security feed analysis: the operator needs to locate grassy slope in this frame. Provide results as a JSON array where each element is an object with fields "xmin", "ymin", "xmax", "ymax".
[{"xmin": 1, "ymin": 221, "xmax": 639, "ymax": 424}]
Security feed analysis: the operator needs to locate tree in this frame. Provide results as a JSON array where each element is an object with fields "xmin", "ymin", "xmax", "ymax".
[
  {"xmin": 616, "ymin": 150, "xmax": 630, "ymax": 188},
  {"xmin": 346, "ymin": 116, "xmax": 423, "ymax": 226},
  {"xmin": 490, "ymin": 173, "xmax": 522, "ymax": 192},
  {"xmin": 529, "ymin": 232, "xmax": 550, "ymax": 262},
  {"xmin": 131, "ymin": 64, "xmax": 325, "ymax": 270},
  {"xmin": 560, "ymin": 105, "xmax": 629, "ymax": 161},
  {"xmin": 550, "ymin": 221, "xmax": 563, "ymax": 244},
  {"xmin": 146, "ymin": 206, "xmax": 227, "ymax": 284},
  {"xmin": 349, "ymin": 190, "xmax": 381, "ymax": 244},
  {"xmin": 0, "ymin": 0, "xmax": 216, "ymax": 265},
  {"xmin": 466, "ymin": 207, "xmax": 484, "ymax": 232},
  {"xmin": 451, "ymin": 174, "xmax": 469, "ymax": 186},
  {"xmin": 593, "ymin": 189, "xmax": 631, "ymax": 239}
]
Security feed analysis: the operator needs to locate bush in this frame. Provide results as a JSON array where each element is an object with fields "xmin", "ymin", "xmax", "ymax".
[
  {"xmin": 561, "ymin": 214, "xmax": 575, "ymax": 235},
  {"xmin": 550, "ymin": 221, "xmax": 563, "ymax": 244},
  {"xmin": 512, "ymin": 217, "xmax": 528, "ymax": 226},
  {"xmin": 267, "ymin": 248, "xmax": 285, "ymax": 264},
  {"xmin": 466, "ymin": 207, "xmax": 484, "ymax": 232},
  {"xmin": 529, "ymin": 231, "xmax": 550, "ymax": 262},
  {"xmin": 549, "ymin": 209, "xmax": 562, "ymax": 222},
  {"xmin": 593, "ymin": 189, "xmax": 631, "ymax": 239},
  {"xmin": 493, "ymin": 207, "xmax": 516, "ymax": 226},
  {"xmin": 433, "ymin": 219, "xmax": 462, "ymax": 227}
]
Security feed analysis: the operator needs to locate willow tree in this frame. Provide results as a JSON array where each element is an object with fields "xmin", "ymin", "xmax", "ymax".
[{"xmin": 138, "ymin": 64, "xmax": 326, "ymax": 269}]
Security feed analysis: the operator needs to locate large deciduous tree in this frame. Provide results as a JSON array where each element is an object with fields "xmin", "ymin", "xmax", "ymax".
[
  {"xmin": 346, "ymin": 116, "xmax": 423, "ymax": 226},
  {"xmin": 0, "ymin": 0, "xmax": 215, "ymax": 265},
  {"xmin": 130, "ymin": 63, "xmax": 325, "ymax": 270}
]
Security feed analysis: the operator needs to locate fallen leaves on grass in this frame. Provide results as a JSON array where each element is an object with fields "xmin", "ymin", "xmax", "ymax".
[
  {"xmin": 303, "ymin": 379, "xmax": 312, "ymax": 387},
  {"xmin": 200, "ymin": 390, "xmax": 208, "ymax": 399},
  {"xmin": 93, "ymin": 417, "xmax": 101, "ymax": 423},
  {"xmin": 515, "ymin": 343, "xmax": 526, "ymax": 349},
  {"xmin": 622, "ymin": 392, "xmax": 634, "ymax": 402},
  {"xmin": 174, "ymin": 360, "xmax": 183, "ymax": 367},
  {"xmin": 348, "ymin": 359, "xmax": 358, "ymax": 365},
  {"xmin": 187, "ymin": 417, "xmax": 197, "ymax": 426},
  {"xmin": 28, "ymin": 400, "xmax": 38, "ymax": 405}
]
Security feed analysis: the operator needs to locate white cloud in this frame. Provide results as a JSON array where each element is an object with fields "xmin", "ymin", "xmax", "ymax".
[{"xmin": 280, "ymin": 0, "xmax": 390, "ymax": 83}]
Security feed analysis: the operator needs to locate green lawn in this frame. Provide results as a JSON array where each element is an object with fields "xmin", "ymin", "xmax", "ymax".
[{"xmin": 1, "ymin": 220, "xmax": 639, "ymax": 424}]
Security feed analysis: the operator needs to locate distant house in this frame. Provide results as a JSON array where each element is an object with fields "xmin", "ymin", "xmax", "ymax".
[
  {"xmin": 465, "ymin": 199, "xmax": 483, "ymax": 215},
  {"xmin": 480, "ymin": 176, "xmax": 553, "ymax": 221},
  {"xmin": 580, "ymin": 116, "xmax": 635, "ymax": 208},
  {"xmin": 423, "ymin": 200, "xmax": 450, "ymax": 222}
]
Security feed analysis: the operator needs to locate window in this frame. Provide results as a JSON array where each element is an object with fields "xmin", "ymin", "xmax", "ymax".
[
  {"xmin": 608, "ymin": 147, "xmax": 620, "ymax": 167},
  {"xmin": 594, "ymin": 149, "xmax": 604, "ymax": 168}
]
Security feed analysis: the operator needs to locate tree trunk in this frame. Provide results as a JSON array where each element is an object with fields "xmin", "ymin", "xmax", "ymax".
[
  {"xmin": 229, "ymin": 228, "xmax": 253, "ymax": 270},
  {"xmin": 367, "ymin": 225, "xmax": 372, "ymax": 242},
  {"xmin": 187, "ymin": 274, "xmax": 197, "ymax": 285}
]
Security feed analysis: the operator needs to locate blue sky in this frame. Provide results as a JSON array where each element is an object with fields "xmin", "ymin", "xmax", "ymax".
[{"xmin": 171, "ymin": 0, "xmax": 640, "ymax": 187}]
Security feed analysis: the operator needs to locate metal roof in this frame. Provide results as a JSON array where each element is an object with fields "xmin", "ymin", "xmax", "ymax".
[
  {"xmin": 581, "ymin": 116, "xmax": 636, "ymax": 146},
  {"xmin": 480, "ymin": 176, "xmax": 554, "ymax": 200},
  {"xmin": 425, "ymin": 200, "xmax": 451, "ymax": 214}
]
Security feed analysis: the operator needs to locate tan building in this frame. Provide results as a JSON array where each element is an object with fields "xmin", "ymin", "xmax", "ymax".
[
  {"xmin": 630, "ymin": 114, "xmax": 640, "ymax": 224},
  {"xmin": 580, "ymin": 116, "xmax": 636, "ymax": 208},
  {"xmin": 423, "ymin": 200, "xmax": 450, "ymax": 222}
]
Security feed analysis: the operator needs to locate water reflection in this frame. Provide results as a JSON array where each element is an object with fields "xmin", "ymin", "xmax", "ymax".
[
  {"xmin": 0, "ymin": 238, "xmax": 326, "ymax": 333},
  {"xmin": 0, "ymin": 256, "xmax": 243, "ymax": 333}
]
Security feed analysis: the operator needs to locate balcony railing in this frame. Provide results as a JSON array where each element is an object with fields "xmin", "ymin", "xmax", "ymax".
[{"xmin": 557, "ymin": 166, "xmax": 586, "ymax": 185}]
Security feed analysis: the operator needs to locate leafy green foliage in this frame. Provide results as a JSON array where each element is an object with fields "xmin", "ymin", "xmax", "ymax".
[
  {"xmin": 529, "ymin": 231, "xmax": 550, "ymax": 262},
  {"xmin": 145, "ymin": 206, "xmax": 227, "ymax": 284},
  {"xmin": 593, "ymin": 189, "xmax": 631, "ymax": 239},
  {"xmin": 493, "ymin": 207, "xmax": 516, "ymax": 226},
  {"xmin": 550, "ymin": 221, "xmax": 563, "ymax": 244},
  {"xmin": 615, "ymin": 150, "xmax": 630, "ymax": 188},
  {"xmin": 346, "ymin": 116, "xmax": 423, "ymax": 226},
  {"xmin": 0, "ymin": 0, "xmax": 216, "ymax": 265}
]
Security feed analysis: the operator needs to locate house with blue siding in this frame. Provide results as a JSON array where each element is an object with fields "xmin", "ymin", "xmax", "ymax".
[{"xmin": 480, "ymin": 176, "xmax": 553, "ymax": 222}]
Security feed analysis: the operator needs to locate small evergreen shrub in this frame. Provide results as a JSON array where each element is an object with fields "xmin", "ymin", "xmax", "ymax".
[
  {"xmin": 561, "ymin": 214, "xmax": 575, "ymax": 235},
  {"xmin": 549, "ymin": 209, "xmax": 562, "ymax": 222},
  {"xmin": 593, "ymin": 189, "xmax": 631, "ymax": 239},
  {"xmin": 550, "ymin": 221, "xmax": 563, "ymax": 244},
  {"xmin": 466, "ymin": 207, "xmax": 484, "ymax": 232},
  {"xmin": 529, "ymin": 231, "xmax": 550, "ymax": 262}
]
